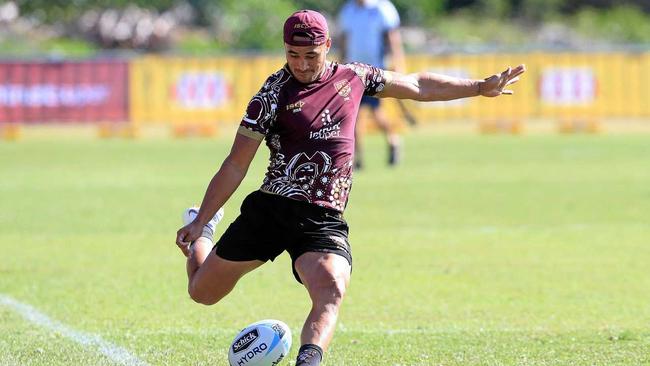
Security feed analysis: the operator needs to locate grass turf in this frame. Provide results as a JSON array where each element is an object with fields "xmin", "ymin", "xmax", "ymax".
[{"xmin": 1, "ymin": 128, "xmax": 649, "ymax": 365}]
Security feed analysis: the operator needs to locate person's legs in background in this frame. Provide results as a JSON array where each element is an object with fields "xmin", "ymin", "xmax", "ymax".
[{"xmin": 354, "ymin": 96, "xmax": 401, "ymax": 170}]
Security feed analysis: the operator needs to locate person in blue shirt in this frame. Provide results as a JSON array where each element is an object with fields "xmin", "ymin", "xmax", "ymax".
[{"xmin": 338, "ymin": 0, "xmax": 406, "ymax": 169}]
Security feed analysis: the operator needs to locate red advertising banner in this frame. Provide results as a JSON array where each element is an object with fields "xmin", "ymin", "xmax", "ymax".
[{"xmin": 0, "ymin": 60, "xmax": 129, "ymax": 123}]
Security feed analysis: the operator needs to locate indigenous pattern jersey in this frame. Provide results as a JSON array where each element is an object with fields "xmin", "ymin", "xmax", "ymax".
[{"xmin": 238, "ymin": 61, "xmax": 387, "ymax": 212}]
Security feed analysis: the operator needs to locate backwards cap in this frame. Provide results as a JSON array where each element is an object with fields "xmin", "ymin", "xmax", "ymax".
[{"xmin": 283, "ymin": 10, "xmax": 329, "ymax": 46}]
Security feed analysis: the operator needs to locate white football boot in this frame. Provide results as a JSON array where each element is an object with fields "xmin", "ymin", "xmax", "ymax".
[{"xmin": 182, "ymin": 206, "xmax": 225, "ymax": 243}]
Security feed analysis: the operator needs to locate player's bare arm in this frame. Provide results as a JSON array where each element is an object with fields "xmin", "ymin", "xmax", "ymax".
[
  {"xmin": 175, "ymin": 132, "xmax": 262, "ymax": 254},
  {"xmin": 377, "ymin": 64, "xmax": 526, "ymax": 101}
]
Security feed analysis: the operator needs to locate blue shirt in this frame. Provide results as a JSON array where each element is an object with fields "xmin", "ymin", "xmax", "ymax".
[{"xmin": 338, "ymin": 0, "xmax": 400, "ymax": 68}]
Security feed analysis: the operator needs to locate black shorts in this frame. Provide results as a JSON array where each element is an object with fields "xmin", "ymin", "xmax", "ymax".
[{"xmin": 215, "ymin": 190, "xmax": 352, "ymax": 283}]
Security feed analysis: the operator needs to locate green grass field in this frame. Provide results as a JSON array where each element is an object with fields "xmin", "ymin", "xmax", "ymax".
[{"xmin": 1, "ymin": 127, "xmax": 650, "ymax": 365}]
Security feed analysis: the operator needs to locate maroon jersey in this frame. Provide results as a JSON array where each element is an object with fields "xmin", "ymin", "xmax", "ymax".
[{"xmin": 238, "ymin": 61, "xmax": 387, "ymax": 212}]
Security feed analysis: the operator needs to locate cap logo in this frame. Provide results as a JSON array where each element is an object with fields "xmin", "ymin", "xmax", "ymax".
[{"xmin": 284, "ymin": 10, "xmax": 328, "ymax": 46}]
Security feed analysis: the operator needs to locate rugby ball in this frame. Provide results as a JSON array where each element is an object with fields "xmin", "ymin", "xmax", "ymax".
[{"xmin": 228, "ymin": 319, "xmax": 292, "ymax": 366}]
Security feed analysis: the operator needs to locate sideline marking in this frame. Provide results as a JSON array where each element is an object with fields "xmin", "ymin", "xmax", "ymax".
[{"xmin": 0, "ymin": 294, "xmax": 148, "ymax": 366}]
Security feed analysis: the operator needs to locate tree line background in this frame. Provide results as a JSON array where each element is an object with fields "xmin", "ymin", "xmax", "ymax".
[{"xmin": 1, "ymin": 0, "xmax": 649, "ymax": 55}]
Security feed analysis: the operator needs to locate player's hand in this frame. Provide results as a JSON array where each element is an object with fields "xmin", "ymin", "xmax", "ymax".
[
  {"xmin": 479, "ymin": 64, "xmax": 526, "ymax": 97},
  {"xmin": 175, "ymin": 222, "xmax": 203, "ymax": 257}
]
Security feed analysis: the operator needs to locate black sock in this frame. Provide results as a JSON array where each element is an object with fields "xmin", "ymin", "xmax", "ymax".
[{"xmin": 295, "ymin": 344, "xmax": 323, "ymax": 366}]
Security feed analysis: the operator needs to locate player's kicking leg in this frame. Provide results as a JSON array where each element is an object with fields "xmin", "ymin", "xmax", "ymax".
[
  {"xmin": 181, "ymin": 207, "xmax": 263, "ymax": 305},
  {"xmin": 293, "ymin": 252, "xmax": 351, "ymax": 366}
]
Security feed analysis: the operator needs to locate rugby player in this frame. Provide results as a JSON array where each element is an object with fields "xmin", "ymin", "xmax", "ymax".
[{"xmin": 176, "ymin": 9, "xmax": 525, "ymax": 366}]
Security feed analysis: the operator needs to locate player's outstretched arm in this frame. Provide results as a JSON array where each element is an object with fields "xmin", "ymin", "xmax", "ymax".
[
  {"xmin": 377, "ymin": 64, "xmax": 525, "ymax": 101},
  {"xmin": 175, "ymin": 133, "xmax": 262, "ymax": 254}
]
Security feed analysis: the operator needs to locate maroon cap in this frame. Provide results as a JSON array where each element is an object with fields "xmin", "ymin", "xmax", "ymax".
[{"xmin": 283, "ymin": 10, "xmax": 329, "ymax": 46}]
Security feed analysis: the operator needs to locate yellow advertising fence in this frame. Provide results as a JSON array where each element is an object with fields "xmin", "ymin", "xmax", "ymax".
[
  {"xmin": 129, "ymin": 52, "xmax": 650, "ymax": 129},
  {"xmin": 130, "ymin": 55, "xmax": 284, "ymax": 130}
]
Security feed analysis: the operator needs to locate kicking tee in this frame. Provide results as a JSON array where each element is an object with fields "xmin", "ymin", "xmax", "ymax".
[{"xmin": 238, "ymin": 61, "xmax": 387, "ymax": 212}]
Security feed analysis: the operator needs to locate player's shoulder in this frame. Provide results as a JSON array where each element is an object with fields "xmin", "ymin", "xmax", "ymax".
[
  {"xmin": 266, "ymin": 66, "xmax": 292, "ymax": 83},
  {"xmin": 340, "ymin": 61, "xmax": 379, "ymax": 70},
  {"xmin": 338, "ymin": 62, "xmax": 360, "ymax": 74},
  {"xmin": 339, "ymin": 62, "xmax": 379, "ymax": 80},
  {"xmin": 258, "ymin": 66, "xmax": 293, "ymax": 91}
]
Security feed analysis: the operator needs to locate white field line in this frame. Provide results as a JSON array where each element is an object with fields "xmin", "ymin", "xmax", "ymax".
[{"xmin": 0, "ymin": 294, "xmax": 148, "ymax": 366}]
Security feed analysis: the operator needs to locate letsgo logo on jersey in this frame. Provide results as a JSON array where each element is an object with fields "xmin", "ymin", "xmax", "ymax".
[
  {"xmin": 309, "ymin": 109, "xmax": 341, "ymax": 140},
  {"xmin": 309, "ymin": 125, "xmax": 340, "ymax": 140}
]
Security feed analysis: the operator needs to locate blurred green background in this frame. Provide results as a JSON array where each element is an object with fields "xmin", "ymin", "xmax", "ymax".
[{"xmin": 0, "ymin": 0, "xmax": 649, "ymax": 56}]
